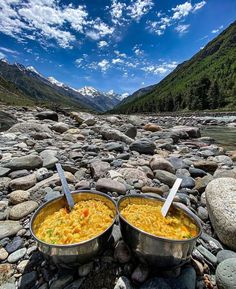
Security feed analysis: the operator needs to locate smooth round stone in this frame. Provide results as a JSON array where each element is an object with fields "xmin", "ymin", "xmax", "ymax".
[
  {"xmin": 0, "ymin": 283, "xmax": 15, "ymax": 289},
  {"xmin": 9, "ymin": 190, "xmax": 30, "ymax": 205},
  {"xmin": 8, "ymin": 247, "xmax": 26, "ymax": 263},
  {"xmin": 189, "ymin": 167, "xmax": 207, "ymax": 178},
  {"xmin": 44, "ymin": 190, "xmax": 61, "ymax": 202},
  {"xmin": 19, "ymin": 271, "xmax": 38, "ymax": 289},
  {"xmin": 0, "ymin": 220, "xmax": 22, "ymax": 239},
  {"xmin": 78, "ymin": 262, "xmax": 93, "ymax": 277},
  {"xmin": 197, "ymin": 206, "xmax": 209, "ymax": 221},
  {"xmin": 180, "ymin": 176, "xmax": 195, "ymax": 189},
  {"xmin": 0, "ymin": 247, "xmax": 8, "ymax": 261},
  {"xmin": 217, "ymin": 250, "xmax": 236, "ymax": 264},
  {"xmin": 17, "ymin": 259, "xmax": 29, "ymax": 273},
  {"xmin": 216, "ymin": 258, "xmax": 236, "ymax": 289},
  {"xmin": 5, "ymin": 236, "xmax": 23, "ymax": 253},
  {"xmin": 9, "ymin": 201, "xmax": 38, "ymax": 220}
]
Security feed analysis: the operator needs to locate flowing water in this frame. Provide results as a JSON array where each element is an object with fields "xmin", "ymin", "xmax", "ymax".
[{"xmin": 202, "ymin": 126, "xmax": 236, "ymax": 151}]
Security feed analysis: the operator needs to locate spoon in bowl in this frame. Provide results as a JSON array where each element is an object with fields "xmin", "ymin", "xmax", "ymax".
[
  {"xmin": 56, "ymin": 163, "xmax": 74, "ymax": 211},
  {"xmin": 161, "ymin": 178, "xmax": 182, "ymax": 217}
]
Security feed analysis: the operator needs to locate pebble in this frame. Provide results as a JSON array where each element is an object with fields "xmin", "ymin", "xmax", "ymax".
[
  {"xmin": 19, "ymin": 271, "xmax": 38, "ymax": 289},
  {"xmin": 130, "ymin": 139, "xmax": 156, "ymax": 155},
  {"xmin": 9, "ymin": 190, "xmax": 30, "ymax": 204},
  {"xmin": 8, "ymin": 247, "xmax": 26, "ymax": 263},
  {"xmin": 96, "ymin": 178, "xmax": 126, "ymax": 194},
  {"xmin": 78, "ymin": 262, "xmax": 93, "ymax": 277},
  {"xmin": 9, "ymin": 173, "xmax": 36, "ymax": 190},
  {"xmin": 50, "ymin": 274, "xmax": 74, "ymax": 289},
  {"xmin": 9, "ymin": 201, "xmax": 38, "ymax": 220},
  {"xmin": 0, "ymin": 220, "xmax": 22, "ymax": 239},
  {"xmin": 197, "ymin": 245, "xmax": 217, "ymax": 265},
  {"xmin": 114, "ymin": 276, "xmax": 134, "ymax": 289},
  {"xmin": 216, "ymin": 258, "xmax": 236, "ymax": 289},
  {"xmin": 217, "ymin": 250, "xmax": 236, "ymax": 264},
  {"xmin": 5, "ymin": 236, "xmax": 23, "ymax": 253},
  {"xmin": 4, "ymin": 155, "xmax": 43, "ymax": 170},
  {"xmin": 114, "ymin": 240, "xmax": 131, "ymax": 264},
  {"xmin": 17, "ymin": 259, "xmax": 29, "ymax": 273},
  {"xmin": 154, "ymin": 169, "xmax": 177, "ymax": 186},
  {"xmin": 0, "ymin": 247, "xmax": 9, "ymax": 261}
]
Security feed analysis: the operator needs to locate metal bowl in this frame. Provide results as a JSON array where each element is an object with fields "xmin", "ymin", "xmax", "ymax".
[
  {"xmin": 117, "ymin": 194, "xmax": 202, "ymax": 269},
  {"xmin": 30, "ymin": 190, "xmax": 117, "ymax": 267}
]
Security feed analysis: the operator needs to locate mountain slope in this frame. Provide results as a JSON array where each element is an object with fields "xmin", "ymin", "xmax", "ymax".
[{"xmin": 113, "ymin": 21, "xmax": 236, "ymax": 113}]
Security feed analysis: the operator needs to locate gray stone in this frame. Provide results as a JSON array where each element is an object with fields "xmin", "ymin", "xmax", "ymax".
[
  {"xmin": 36, "ymin": 167, "xmax": 52, "ymax": 181},
  {"xmin": 217, "ymin": 250, "xmax": 236, "ymax": 264},
  {"xmin": 140, "ymin": 278, "xmax": 171, "ymax": 289},
  {"xmin": 189, "ymin": 167, "xmax": 207, "ymax": 178},
  {"xmin": 193, "ymin": 160, "xmax": 218, "ymax": 173},
  {"xmin": 0, "ymin": 220, "xmax": 22, "ymax": 239},
  {"xmin": 9, "ymin": 173, "xmax": 36, "ymax": 190},
  {"xmin": 206, "ymin": 178, "xmax": 236, "ymax": 250},
  {"xmin": 0, "ymin": 282, "xmax": 15, "ymax": 289},
  {"xmin": 51, "ymin": 122, "xmax": 69, "ymax": 133},
  {"xmin": 8, "ymin": 170, "xmax": 29, "ymax": 179},
  {"xmin": 172, "ymin": 126, "xmax": 201, "ymax": 138},
  {"xmin": 131, "ymin": 264, "xmax": 149, "ymax": 283},
  {"xmin": 36, "ymin": 110, "xmax": 58, "ymax": 121},
  {"xmin": 213, "ymin": 155, "xmax": 233, "ymax": 167},
  {"xmin": 197, "ymin": 206, "xmax": 208, "ymax": 221},
  {"xmin": 0, "ymin": 167, "xmax": 11, "ymax": 177},
  {"xmin": 5, "ymin": 236, "xmax": 23, "ymax": 253},
  {"xmin": 118, "ymin": 168, "xmax": 150, "ymax": 186},
  {"xmin": 50, "ymin": 274, "xmax": 73, "ymax": 289},
  {"xmin": 96, "ymin": 178, "xmax": 126, "ymax": 194},
  {"xmin": 149, "ymin": 156, "xmax": 175, "ymax": 173},
  {"xmin": 130, "ymin": 139, "xmax": 156, "ymax": 154},
  {"xmin": 9, "ymin": 190, "xmax": 30, "ymax": 204},
  {"xmin": 0, "ymin": 111, "xmax": 17, "ymax": 132},
  {"xmin": 90, "ymin": 161, "xmax": 110, "ymax": 180},
  {"xmin": 167, "ymin": 157, "xmax": 185, "ymax": 170},
  {"xmin": 43, "ymin": 155, "xmax": 58, "ymax": 169},
  {"xmin": 0, "ymin": 247, "xmax": 8, "ymax": 261},
  {"xmin": 154, "ymin": 170, "xmax": 177, "ymax": 187},
  {"xmin": 114, "ymin": 240, "xmax": 131, "ymax": 264},
  {"xmin": 197, "ymin": 245, "xmax": 217, "ymax": 265},
  {"xmin": 99, "ymin": 126, "xmax": 133, "ymax": 144},
  {"xmin": 8, "ymin": 247, "xmax": 26, "ymax": 263},
  {"xmin": 19, "ymin": 271, "xmax": 38, "ymax": 289},
  {"xmin": 124, "ymin": 124, "xmax": 137, "ymax": 139},
  {"xmin": 44, "ymin": 190, "xmax": 61, "ymax": 202},
  {"xmin": 4, "ymin": 155, "xmax": 43, "ymax": 170},
  {"xmin": 9, "ymin": 201, "xmax": 38, "ymax": 220},
  {"xmin": 216, "ymin": 258, "xmax": 236, "ymax": 289},
  {"xmin": 104, "ymin": 142, "xmax": 124, "ymax": 152},
  {"xmin": 213, "ymin": 168, "xmax": 236, "ymax": 179},
  {"xmin": 180, "ymin": 176, "xmax": 195, "ymax": 189},
  {"xmin": 78, "ymin": 262, "xmax": 93, "ymax": 277},
  {"xmin": 114, "ymin": 276, "xmax": 134, "ymax": 289},
  {"xmin": 8, "ymin": 121, "xmax": 51, "ymax": 134}
]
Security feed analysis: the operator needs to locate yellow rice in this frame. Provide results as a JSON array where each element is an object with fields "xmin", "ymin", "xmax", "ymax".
[{"xmin": 36, "ymin": 200, "xmax": 114, "ymax": 245}]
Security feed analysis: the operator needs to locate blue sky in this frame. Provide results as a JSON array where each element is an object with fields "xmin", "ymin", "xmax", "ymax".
[{"xmin": 0, "ymin": 0, "xmax": 235, "ymax": 96}]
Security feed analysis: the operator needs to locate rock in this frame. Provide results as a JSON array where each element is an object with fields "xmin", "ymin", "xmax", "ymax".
[
  {"xmin": 168, "ymin": 157, "xmax": 185, "ymax": 170},
  {"xmin": 19, "ymin": 271, "xmax": 38, "ymax": 289},
  {"xmin": 0, "ymin": 247, "xmax": 8, "ymax": 261},
  {"xmin": 118, "ymin": 168, "xmax": 150, "ymax": 186},
  {"xmin": 144, "ymin": 123, "xmax": 162, "ymax": 132},
  {"xmin": 180, "ymin": 176, "xmax": 195, "ymax": 189},
  {"xmin": 8, "ymin": 247, "xmax": 26, "ymax": 263},
  {"xmin": 8, "ymin": 121, "xmax": 51, "ymax": 134},
  {"xmin": 90, "ymin": 161, "xmax": 111, "ymax": 180},
  {"xmin": 141, "ymin": 186, "xmax": 164, "ymax": 195},
  {"xmin": 114, "ymin": 276, "xmax": 134, "ymax": 289},
  {"xmin": 78, "ymin": 262, "xmax": 93, "ymax": 277},
  {"xmin": 172, "ymin": 126, "xmax": 201, "ymax": 138},
  {"xmin": 71, "ymin": 111, "xmax": 95, "ymax": 125},
  {"xmin": 217, "ymin": 250, "xmax": 236, "ymax": 264},
  {"xmin": 216, "ymin": 258, "xmax": 236, "ymax": 289},
  {"xmin": 206, "ymin": 178, "xmax": 236, "ymax": 250},
  {"xmin": 51, "ymin": 122, "xmax": 69, "ymax": 133},
  {"xmin": 131, "ymin": 264, "xmax": 149, "ymax": 283},
  {"xmin": 9, "ymin": 173, "xmax": 36, "ymax": 190},
  {"xmin": 124, "ymin": 124, "xmax": 137, "ymax": 139},
  {"xmin": 0, "ymin": 167, "xmax": 11, "ymax": 177},
  {"xmin": 99, "ymin": 126, "xmax": 133, "ymax": 144},
  {"xmin": 0, "ymin": 263, "xmax": 14, "ymax": 285},
  {"xmin": 130, "ymin": 139, "xmax": 156, "ymax": 154},
  {"xmin": 149, "ymin": 156, "xmax": 175, "ymax": 173},
  {"xmin": 213, "ymin": 168, "xmax": 236, "ymax": 179},
  {"xmin": 114, "ymin": 241, "xmax": 131, "ymax": 264},
  {"xmin": 50, "ymin": 274, "xmax": 73, "ymax": 289},
  {"xmin": 0, "ymin": 282, "xmax": 15, "ymax": 289},
  {"xmin": 104, "ymin": 142, "xmax": 124, "ymax": 152},
  {"xmin": 9, "ymin": 190, "xmax": 30, "ymax": 205},
  {"xmin": 197, "ymin": 206, "xmax": 208, "ymax": 221},
  {"xmin": 8, "ymin": 170, "xmax": 29, "ymax": 179},
  {"xmin": 9, "ymin": 201, "xmax": 38, "ymax": 220},
  {"xmin": 194, "ymin": 175, "xmax": 213, "ymax": 193},
  {"xmin": 17, "ymin": 260, "xmax": 29, "ymax": 273},
  {"xmin": 193, "ymin": 160, "xmax": 218, "ymax": 173},
  {"xmin": 4, "ymin": 155, "xmax": 43, "ymax": 170},
  {"xmin": 140, "ymin": 278, "xmax": 171, "ymax": 289},
  {"xmin": 213, "ymin": 155, "xmax": 233, "ymax": 167},
  {"xmin": 197, "ymin": 245, "xmax": 217, "ymax": 265},
  {"xmin": 0, "ymin": 221, "xmax": 22, "ymax": 239},
  {"xmin": 154, "ymin": 170, "xmax": 177, "ymax": 187},
  {"xmin": 96, "ymin": 178, "xmax": 126, "ymax": 194},
  {"xmin": 36, "ymin": 167, "xmax": 52, "ymax": 182},
  {"xmin": 189, "ymin": 167, "xmax": 207, "ymax": 178},
  {"xmin": 44, "ymin": 190, "xmax": 61, "ymax": 202},
  {"xmin": 0, "ymin": 111, "xmax": 17, "ymax": 131},
  {"xmin": 36, "ymin": 110, "xmax": 58, "ymax": 121},
  {"xmin": 43, "ymin": 155, "xmax": 58, "ymax": 169},
  {"xmin": 5, "ymin": 236, "xmax": 23, "ymax": 253}
]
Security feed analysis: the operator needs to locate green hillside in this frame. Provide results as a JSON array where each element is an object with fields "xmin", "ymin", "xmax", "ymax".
[{"xmin": 113, "ymin": 21, "xmax": 236, "ymax": 114}]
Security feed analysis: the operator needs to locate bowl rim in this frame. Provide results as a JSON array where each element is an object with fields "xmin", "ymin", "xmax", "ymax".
[
  {"xmin": 117, "ymin": 194, "xmax": 202, "ymax": 244},
  {"xmin": 30, "ymin": 189, "xmax": 117, "ymax": 248}
]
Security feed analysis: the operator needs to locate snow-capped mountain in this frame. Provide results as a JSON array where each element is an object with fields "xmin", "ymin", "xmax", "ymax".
[
  {"xmin": 27, "ymin": 66, "xmax": 42, "ymax": 77},
  {"xmin": 47, "ymin": 76, "xmax": 65, "ymax": 88}
]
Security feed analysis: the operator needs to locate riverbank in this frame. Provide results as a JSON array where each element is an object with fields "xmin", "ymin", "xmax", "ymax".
[{"xmin": 0, "ymin": 106, "xmax": 236, "ymax": 289}]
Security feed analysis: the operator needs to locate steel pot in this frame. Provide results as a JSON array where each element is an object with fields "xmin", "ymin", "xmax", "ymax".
[
  {"xmin": 117, "ymin": 194, "xmax": 202, "ymax": 269},
  {"xmin": 30, "ymin": 190, "xmax": 117, "ymax": 267}
]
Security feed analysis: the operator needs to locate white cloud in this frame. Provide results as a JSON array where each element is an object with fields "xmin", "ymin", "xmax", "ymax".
[
  {"xmin": 98, "ymin": 59, "xmax": 110, "ymax": 71},
  {"xmin": 175, "ymin": 24, "xmax": 190, "ymax": 34},
  {"xmin": 134, "ymin": 48, "xmax": 143, "ymax": 56},
  {"xmin": 75, "ymin": 58, "xmax": 83, "ymax": 67},
  {"xmin": 147, "ymin": 1, "xmax": 206, "ymax": 36},
  {"xmin": 127, "ymin": 0, "xmax": 154, "ymax": 21},
  {"xmin": 110, "ymin": 0, "xmax": 127, "ymax": 24},
  {"xmin": 0, "ymin": 52, "xmax": 5, "ymax": 59},
  {"xmin": 86, "ymin": 18, "xmax": 114, "ymax": 40},
  {"xmin": 0, "ymin": 47, "xmax": 19, "ymax": 54},
  {"xmin": 121, "ymin": 92, "xmax": 129, "ymax": 98},
  {"xmin": 212, "ymin": 25, "xmax": 223, "ymax": 34},
  {"xmin": 142, "ymin": 61, "xmax": 178, "ymax": 75},
  {"xmin": 98, "ymin": 40, "xmax": 108, "ymax": 48},
  {"xmin": 172, "ymin": 2, "xmax": 192, "ymax": 20},
  {"xmin": 114, "ymin": 50, "xmax": 127, "ymax": 58},
  {"xmin": 112, "ymin": 58, "xmax": 124, "ymax": 64},
  {"xmin": 193, "ymin": 1, "xmax": 206, "ymax": 12}
]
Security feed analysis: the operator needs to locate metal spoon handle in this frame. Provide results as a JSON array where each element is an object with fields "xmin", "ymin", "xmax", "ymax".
[
  {"xmin": 161, "ymin": 178, "xmax": 182, "ymax": 217},
  {"xmin": 56, "ymin": 163, "xmax": 74, "ymax": 210}
]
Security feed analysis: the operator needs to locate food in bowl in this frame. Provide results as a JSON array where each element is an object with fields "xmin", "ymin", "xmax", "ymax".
[
  {"xmin": 120, "ymin": 199, "xmax": 198, "ymax": 240},
  {"xmin": 35, "ymin": 200, "xmax": 114, "ymax": 245}
]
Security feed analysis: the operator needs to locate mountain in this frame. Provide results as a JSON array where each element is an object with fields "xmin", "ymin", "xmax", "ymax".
[
  {"xmin": 113, "ymin": 21, "xmax": 236, "ymax": 114},
  {"xmin": 77, "ymin": 86, "xmax": 122, "ymax": 112},
  {"xmin": 0, "ymin": 60, "xmax": 121, "ymax": 112}
]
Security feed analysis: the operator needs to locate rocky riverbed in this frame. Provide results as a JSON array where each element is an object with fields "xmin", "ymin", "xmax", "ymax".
[{"xmin": 0, "ymin": 106, "xmax": 236, "ymax": 289}]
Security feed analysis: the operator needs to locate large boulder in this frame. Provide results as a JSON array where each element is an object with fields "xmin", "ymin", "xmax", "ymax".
[
  {"xmin": 8, "ymin": 122, "xmax": 51, "ymax": 134},
  {"xmin": 172, "ymin": 126, "xmax": 201, "ymax": 138},
  {"xmin": 149, "ymin": 156, "xmax": 175, "ymax": 173},
  {"xmin": 0, "ymin": 111, "xmax": 17, "ymax": 132},
  {"xmin": 35, "ymin": 110, "xmax": 58, "ymax": 121},
  {"xmin": 130, "ymin": 139, "xmax": 156, "ymax": 155},
  {"xmin": 98, "ymin": 126, "xmax": 133, "ymax": 144},
  {"xmin": 4, "ymin": 155, "xmax": 43, "ymax": 171},
  {"xmin": 206, "ymin": 178, "xmax": 236, "ymax": 250}
]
